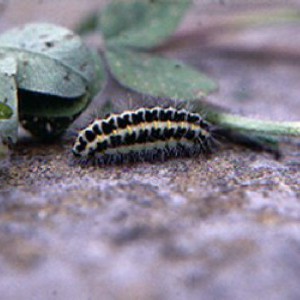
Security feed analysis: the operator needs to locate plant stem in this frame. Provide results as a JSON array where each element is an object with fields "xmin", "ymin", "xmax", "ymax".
[{"xmin": 206, "ymin": 110, "xmax": 300, "ymax": 137}]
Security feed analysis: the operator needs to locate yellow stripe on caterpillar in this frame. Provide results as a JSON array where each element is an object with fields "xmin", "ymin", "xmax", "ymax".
[{"xmin": 72, "ymin": 106, "xmax": 215, "ymax": 165}]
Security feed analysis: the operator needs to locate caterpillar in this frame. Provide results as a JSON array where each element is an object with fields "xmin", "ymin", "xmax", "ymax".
[{"xmin": 72, "ymin": 106, "xmax": 217, "ymax": 165}]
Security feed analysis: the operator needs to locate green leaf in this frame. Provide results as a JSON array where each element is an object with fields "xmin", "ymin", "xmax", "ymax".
[
  {"xmin": 0, "ymin": 55, "xmax": 18, "ymax": 143},
  {"xmin": 105, "ymin": 47, "xmax": 218, "ymax": 100},
  {"xmin": 0, "ymin": 102, "xmax": 13, "ymax": 120},
  {"xmin": 0, "ymin": 23, "xmax": 106, "ymax": 139},
  {"xmin": 0, "ymin": 23, "xmax": 104, "ymax": 99},
  {"xmin": 100, "ymin": 0, "xmax": 191, "ymax": 48}
]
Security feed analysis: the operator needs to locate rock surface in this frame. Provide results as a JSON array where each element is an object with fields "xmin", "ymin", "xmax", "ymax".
[{"xmin": 1, "ymin": 1, "xmax": 300, "ymax": 300}]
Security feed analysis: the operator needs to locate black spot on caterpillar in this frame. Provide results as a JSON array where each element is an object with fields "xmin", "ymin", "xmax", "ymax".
[{"xmin": 72, "ymin": 106, "xmax": 216, "ymax": 165}]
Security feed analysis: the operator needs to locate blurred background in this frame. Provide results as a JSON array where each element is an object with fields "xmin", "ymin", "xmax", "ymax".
[{"xmin": 1, "ymin": 0, "xmax": 300, "ymax": 121}]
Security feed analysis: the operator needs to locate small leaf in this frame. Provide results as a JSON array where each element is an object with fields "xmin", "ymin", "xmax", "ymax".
[
  {"xmin": 0, "ymin": 23, "xmax": 103, "ymax": 99},
  {"xmin": 100, "ymin": 0, "xmax": 191, "ymax": 48},
  {"xmin": 0, "ymin": 102, "xmax": 13, "ymax": 120},
  {"xmin": 0, "ymin": 23, "xmax": 106, "ymax": 139},
  {"xmin": 105, "ymin": 47, "xmax": 218, "ymax": 100},
  {"xmin": 0, "ymin": 55, "xmax": 18, "ymax": 143}
]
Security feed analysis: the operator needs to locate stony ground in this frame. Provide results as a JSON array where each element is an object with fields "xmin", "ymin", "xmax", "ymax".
[{"xmin": 1, "ymin": 1, "xmax": 300, "ymax": 300}]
